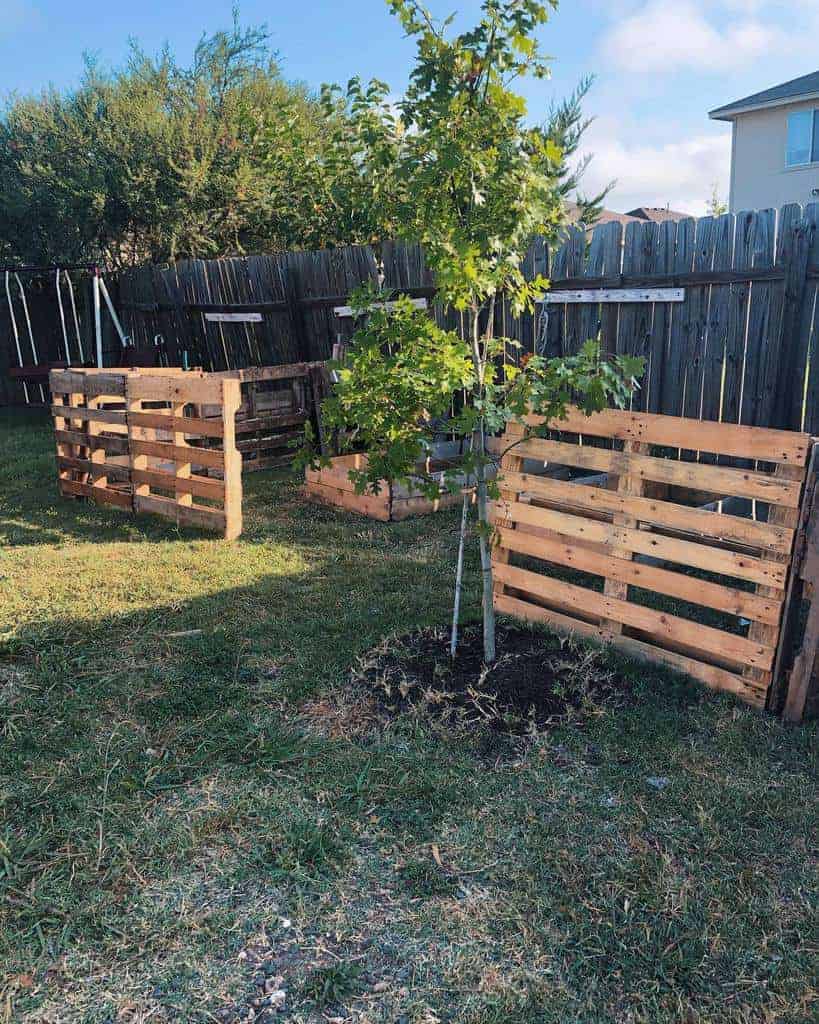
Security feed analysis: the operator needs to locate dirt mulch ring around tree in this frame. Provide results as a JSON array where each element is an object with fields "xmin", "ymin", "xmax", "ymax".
[{"xmin": 351, "ymin": 623, "xmax": 637, "ymax": 736}]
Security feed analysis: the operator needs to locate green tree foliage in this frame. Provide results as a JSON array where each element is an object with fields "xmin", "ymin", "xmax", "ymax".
[
  {"xmin": 309, "ymin": 1, "xmax": 642, "ymax": 663},
  {"xmin": 0, "ymin": 15, "xmax": 396, "ymax": 266}
]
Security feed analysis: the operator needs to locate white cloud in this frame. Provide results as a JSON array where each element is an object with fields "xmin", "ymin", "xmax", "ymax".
[
  {"xmin": 602, "ymin": 0, "xmax": 785, "ymax": 73},
  {"xmin": 577, "ymin": 117, "xmax": 732, "ymax": 217}
]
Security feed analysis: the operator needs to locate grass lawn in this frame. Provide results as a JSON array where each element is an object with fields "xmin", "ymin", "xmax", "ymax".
[{"xmin": 1, "ymin": 408, "xmax": 817, "ymax": 1024}]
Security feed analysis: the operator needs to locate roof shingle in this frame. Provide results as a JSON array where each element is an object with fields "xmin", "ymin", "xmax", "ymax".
[{"xmin": 710, "ymin": 70, "xmax": 819, "ymax": 120}]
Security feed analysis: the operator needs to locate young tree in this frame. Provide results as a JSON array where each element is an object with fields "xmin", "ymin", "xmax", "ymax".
[
  {"xmin": 311, "ymin": 1, "xmax": 642, "ymax": 664},
  {"xmin": 707, "ymin": 183, "xmax": 728, "ymax": 218}
]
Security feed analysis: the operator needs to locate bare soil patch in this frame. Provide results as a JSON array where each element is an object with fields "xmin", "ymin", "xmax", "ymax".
[{"xmin": 353, "ymin": 623, "xmax": 635, "ymax": 734}]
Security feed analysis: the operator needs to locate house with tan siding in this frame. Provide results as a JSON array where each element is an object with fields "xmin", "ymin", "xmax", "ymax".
[{"xmin": 710, "ymin": 70, "xmax": 819, "ymax": 212}]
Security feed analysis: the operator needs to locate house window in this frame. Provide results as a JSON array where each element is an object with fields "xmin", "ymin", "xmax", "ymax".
[{"xmin": 786, "ymin": 109, "xmax": 819, "ymax": 166}]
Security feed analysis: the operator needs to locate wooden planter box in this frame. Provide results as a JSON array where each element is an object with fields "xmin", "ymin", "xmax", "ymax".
[{"xmin": 305, "ymin": 447, "xmax": 478, "ymax": 521}]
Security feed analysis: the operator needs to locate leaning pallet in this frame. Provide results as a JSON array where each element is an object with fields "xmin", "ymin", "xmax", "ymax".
[
  {"xmin": 490, "ymin": 406, "xmax": 813, "ymax": 710},
  {"xmin": 778, "ymin": 445, "xmax": 819, "ymax": 722},
  {"xmin": 51, "ymin": 368, "xmax": 243, "ymax": 539}
]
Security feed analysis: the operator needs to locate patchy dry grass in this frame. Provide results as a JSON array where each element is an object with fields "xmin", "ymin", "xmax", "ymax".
[{"xmin": 0, "ymin": 408, "xmax": 817, "ymax": 1024}]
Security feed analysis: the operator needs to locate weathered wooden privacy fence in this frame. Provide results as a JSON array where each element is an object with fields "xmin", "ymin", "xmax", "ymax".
[
  {"xmin": 49, "ymin": 362, "xmax": 323, "ymax": 538},
  {"xmin": 490, "ymin": 406, "xmax": 815, "ymax": 716},
  {"xmin": 111, "ymin": 203, "xmax": 819, "ymax": 432},
  {"xmin": 5, "ymin": 202, "xmax": 811, "ymax": 427}
]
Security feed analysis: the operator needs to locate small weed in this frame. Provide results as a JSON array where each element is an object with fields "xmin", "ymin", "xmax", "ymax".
[
  {"xmin": 399, "ymin": 856, "xmax": 458, "ymax": 897},
  {"xmin": 265, "ymin": 814, "xmax": 350, "ymax": 876},
  {"xmin": 300, "ymin": 961, "xmax": 365, "ymax": 1008}
]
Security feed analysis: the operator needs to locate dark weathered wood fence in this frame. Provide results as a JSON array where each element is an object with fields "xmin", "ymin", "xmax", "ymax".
[{"xmin": 2, "ymin": 203, "xmax": 819, "ymax": 432}]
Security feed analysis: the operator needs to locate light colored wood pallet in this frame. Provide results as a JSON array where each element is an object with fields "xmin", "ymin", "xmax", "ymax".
[
  {"xmin": 50, "ymin": 368, "xmax": 244, "ymax": 539},
  {"xmin": 491, "ymin": 407, "xmax": 810, "ymax": 710},
  {"xmin": 305, "ymin": 453, "xmax": 472, "ymax": 522},
  {"xmin": 304, "ymin": 478, "xmax": 391, "ymax": 520}
]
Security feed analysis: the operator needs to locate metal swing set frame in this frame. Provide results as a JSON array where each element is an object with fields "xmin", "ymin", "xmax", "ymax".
[{"xmin": 3, "ymin": 262, "xmax": 128, "ymax": 403}]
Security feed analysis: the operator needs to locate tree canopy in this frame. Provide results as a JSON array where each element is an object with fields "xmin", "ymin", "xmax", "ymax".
[
  {"xmin": 0, "ymin": 7, "xmax": 607, "ymax": 268},
  {"xmin": 0, "ymin": 17, "xmax": 386, "ymax": 267}
]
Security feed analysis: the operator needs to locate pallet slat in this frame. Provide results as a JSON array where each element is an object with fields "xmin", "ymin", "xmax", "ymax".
[
  {"xmin": 493, "ymin": 562, "xmax": 775, "ymax": 670},
  {"xmin": 500, "ymin": 471, "xmax": 794, "ymax": 554},
  {"xmin": 501, "ymin": 437, "xmax": 803, "ymax": 506},
  {"xmin": 129, "ymin": 439, "xmax": 225, "ymax": 468},
  {"xmin": 491, "ymin": 499, "xmax": 787, "ymax": 588},
  {"xmin": 128, "ymin": 411, "xmax": 226, "ymax": 437},
  {"xmin": 131, "ymin": 468, "xmax": 225, "ymax": 500},
  {"xmin": 511, "ymin": 406, "xmax": 810, "ymax": 464},
  {"xmin": 495, "ymin": 527, "xmax": 782, "ymax": 626}
]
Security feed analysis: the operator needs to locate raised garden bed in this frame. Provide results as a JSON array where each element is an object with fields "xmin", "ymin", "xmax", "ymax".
[{"xmin": 304, "ymin": 443, "xmax": 488, "ymax": 521}]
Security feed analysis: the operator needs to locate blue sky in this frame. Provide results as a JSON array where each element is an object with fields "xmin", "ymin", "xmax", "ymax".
[{"xmin": 1, "ymin": 0, "xmax": 815, "ymax": 215}]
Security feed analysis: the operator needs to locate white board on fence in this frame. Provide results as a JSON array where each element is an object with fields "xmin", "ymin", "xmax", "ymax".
[
  {"xmin": 204, "ymin": 312, "xmax": 264, "ymax": 323},
  {"xmin": 333, "ymin": 298, "xmax": 428, "ymax": 318},
  {"xmin": 539, "ymin": 288, "xmax": 685, "ymax": 304}
]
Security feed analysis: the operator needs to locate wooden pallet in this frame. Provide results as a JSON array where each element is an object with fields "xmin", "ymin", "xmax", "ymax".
[
  {"xmin": 195, "ymin": 363, "xmax": 325, "ymax": 472},
  {"xmin": 779, "ymin": 443, "xmax": 819, "ymax": 722},
  {"xmin": 305, "ymin": 451, "xmax": 471, "ymax": 521},
  {"xmin": 50, "ymin": 368, "xmax": 243, "ymax": 538},
  {"xmin": 490, "ymin": 407, "xmax": 812, "ymax": 709}
]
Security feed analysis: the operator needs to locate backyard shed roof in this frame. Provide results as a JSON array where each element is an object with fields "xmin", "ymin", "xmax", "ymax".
[{"xmin": 710, "ymin": 70, "xmax": 819, "ymax": 121}]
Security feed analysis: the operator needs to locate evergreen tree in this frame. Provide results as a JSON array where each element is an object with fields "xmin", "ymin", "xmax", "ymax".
[{"xmin": 539, "ymin": 75, "xmax": 613, "ymax": 224}]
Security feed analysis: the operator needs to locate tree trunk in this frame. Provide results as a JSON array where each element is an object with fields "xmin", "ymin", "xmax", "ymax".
[
  {"xmin": 468, "ymin": 302, "xmax": 497, "ymax": 665},
  {"xmin": 475, "ymin": 448, "xmax": 496, "ymax": 664},
  {"xmin": 450, "ymin": 490, "xmax": 470, "ymax": 659}
]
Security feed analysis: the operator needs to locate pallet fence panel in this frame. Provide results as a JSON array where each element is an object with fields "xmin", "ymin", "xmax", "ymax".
[
  {"xmin": 49, "ymin": 367, "xmax": 245, "ymax": 538},
  {"xmin": 781, "ymin": 443, "xmax": 819, "ymax": 720},
  {"xmin": 490, "ymin": 406, "xmax": 811, "ymax": 709},
  {"xmin": 49, "ymin": 369, "xmax": 133, "ymax": 510}
]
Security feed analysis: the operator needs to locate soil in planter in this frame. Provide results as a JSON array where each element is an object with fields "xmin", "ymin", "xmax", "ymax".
[{"xmin": 353, "ymin": 623, "xmax": 636, "ymax": 735}]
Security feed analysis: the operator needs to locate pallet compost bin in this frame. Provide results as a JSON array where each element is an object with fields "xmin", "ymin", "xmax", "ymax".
[
  {"xmin": 305, "ymin": 442, "xmax": 486, "ymax": 521},
  {"xmin": 49, "ymin": 362, "xmax": 326, "ymax": 539}
]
